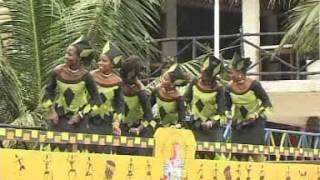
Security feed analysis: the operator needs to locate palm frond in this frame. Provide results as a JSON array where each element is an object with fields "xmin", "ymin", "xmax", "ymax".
[
  {"xmin": 146, "ymin": 55, "xmax": 203, "ymax": 91},
  {"xmin": 56, "ymin": 0, "xmax": 160, "ymax": 61},
  {"xmin": 0, "ymin": 0, "xmax": 161, "ymax": 127},
  {"xmin": 223, "ymin": 0, "xmax": 301, "ymax": 8},
  {"xmin": 179, "ymin": 59, "xmax": 201, "ymax": 77},
  {"xmin": 280, "ymin": 0, "xmax": 320, "ymax": 54},
  {"xmin": 0, "ymin": 40, "xmax": 25, "ymax": 123},
  {"xmin": 0, "ymin": 0, "xmax": 65, "ymax": 110},
  {"xmin": 264, "ymin": 0, "xmax": 301, "ymax": 9}
]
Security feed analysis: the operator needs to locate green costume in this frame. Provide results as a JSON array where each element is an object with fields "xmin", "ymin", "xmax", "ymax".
[
  {"xmin": 88, "ymin": 70, "xmax": 124, "ymax": 135},
  {"xmin": 187, "ymin": 81, "xmax": 224, "ymax": 121},
  {"xmin": 155, "ymin": 91, "xmax": 186, "ymax": 127},
  {"xmin": 42, "ymin": 36, "xmax": 100, "ymax": 133},
  {"xmin": 120, "ymin": 56, "xmax": 153, "ymax": 136},
  {"xmin": 225, "ymin": 54, "xmax": 272, "ymax": 145},
  {"xmin": 185, "ymin": 56, "xmax": 226, "ymax": 141},
  {"xmin": 116, "ymin": 56, "xmax": 154, "ymax": 156},
  {"xmin": 123, "ymin": 90, "xmax": 152, "ymax": 126},
  {"xmin": 87, "ymin": 41, "xmax": 125, "ymax": 135},
  {"xmin": 154, "ymin": 64, "xmax": 187, "ymax": 127}
]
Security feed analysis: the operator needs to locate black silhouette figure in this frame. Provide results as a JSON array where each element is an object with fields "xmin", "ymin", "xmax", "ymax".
[
  {"xmin": 43, "ymin": 154, "xmax": 53, "ymax": 180},
  {"xmin": 259, "ymin": 165, "xmax": 265, "ymax": 180},
  {"xmin": 127, "ymin": 158, "xmax": 134, "ymax": 179},
  {"xmin": 213, "ymin": 163, "xmax": 218, "ymax": 180},
  {"xmin": 15, "ymin": 154, "xmax": 26, "ymax": 172},
  {"xmin": 286, "ymin": 167, "xmax": 291, "ymax": 180},
  {"xmin": 246, "ymin": 164, "xmax": 252, "ymax": 180},
  {"xmin": 85, "ymin": 157, "xmax": 94, "ymax": 177},
  {"xmin": 67, "ymin": 155, "xmax": 77, "ymax": 179},
  {"xmin": 198, "ymin": 163, "xmax": 204, "ymax": 180},
  {"xmin": 236, "ymin": 164, "xmax": 241, "ymax": 180},
  {"xmin": 145, "ymin": 160, "xmax": 152, "ymax": 179}
]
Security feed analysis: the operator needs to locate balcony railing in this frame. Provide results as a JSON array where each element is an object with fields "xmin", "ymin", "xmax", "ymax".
[{"xmin": 147, "ymin": 30, "xmax": 320, "ymax": 80}]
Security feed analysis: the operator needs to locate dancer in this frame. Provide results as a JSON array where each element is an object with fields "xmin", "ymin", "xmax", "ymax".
[
  {"xmin": 88, "ymin": 41, "xmax": 124, "ymax": 136},
  {"xmin": 185, "ymin": 55, "xmax": 226, "ymax": 142},
  {"xmin": 43, "ymin": 36, "xmax": 100, "ymax": 133},
  {"xmin": 153, "ymin": 64, "xmax": 188, "ymax": 128},
  {"xmin": 225, "ymin": 54, "xmax": 272, "ymax": 146}
]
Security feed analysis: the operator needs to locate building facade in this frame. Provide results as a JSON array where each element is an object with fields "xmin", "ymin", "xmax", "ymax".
[{"xmin": 160, "ymin": 0, "xmax": 320, "ymax": 129}]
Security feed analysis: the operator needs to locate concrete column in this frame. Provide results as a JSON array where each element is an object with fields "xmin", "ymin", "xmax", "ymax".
[
  {"xmin": 261, "ymin": 12, "xmax": 281, "ymax": 80},
  {"xmin": 214, "ymin": 0, "xmax": 220, "ymax": 57},
  {"xmin": 162, "ymin": 0, "xmax": 177, "ymax": 59},
  {"xmin": 242, "ymin": 0, "xmax": 260, "ymax": 79}
]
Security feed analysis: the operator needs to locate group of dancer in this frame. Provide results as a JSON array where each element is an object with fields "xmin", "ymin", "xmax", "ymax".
[{"xmin": 42, "ymin": 36, "xmax": 272, "ymax": 154}]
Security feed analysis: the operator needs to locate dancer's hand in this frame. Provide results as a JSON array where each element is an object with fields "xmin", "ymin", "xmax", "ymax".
[
  {"xmin": 130, "ymin": 125, "xmax": 144, "ymax": 135},
  {"xmin": 170, "ymin": 123, "xmax": 182, "ymax": 129},
  {"xmin": 219, "ymin": 115, "xmax": 228, "ymax": 126},
  {"xmin": 129, "ymin": 128, "xmax": 139, "ymax": 135},
  {"xmin": 201, "ymin": 120, "xmax": 213, "ymax": 130},
  {"xmin": 112, "ymin": 122, "xmax": 121, "ymax": 136},
  {"xmin": 261, "ymin": 107, "xmax": 272, "ymax": 118},
  {"xmin": 48, "ymin": 106, "xmax": 59, "ymax": 125}
]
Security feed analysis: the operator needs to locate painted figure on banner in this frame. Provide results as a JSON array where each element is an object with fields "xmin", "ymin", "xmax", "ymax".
[
  {"xmin": 259, "ymin": 165, "xmax": 265, "ymax": 180},
  {"xmin": 43, "ymin": 154, "xmax": 53, "ymax": 180},
  {"xmin": 223, "ymin": 166, "xmax": 232, "ymax": 180},
  {"xmin": 15, "ymin": 154, "xmax": 26, "ymax": 176},
  {"xmin": 246, "ymin": 164, "xmax": 252, "ymax": 180},
  {"xmin": 198, "ymin": 163, "xmax": 204, "ymax": 180},
  {"xmin": 127, "ymin": 158, "xmax": 134, "ymax": 179},
  {"xmin": 286, "ymin": 167, "xmax": 291, "ymax": 180},
  {"xmin": 85, "ymin": 156, "xmax": 94, "ymax": 178},
  {"xmin": 104, "ymin": 160, "xmax": 116, "ymax": 180},
  {"xmin": 67, "ymin": 154, "xmax": 77, "ymax": 179},
  {"xmin": 145, "ymin": 160, "xmax": 152, "ymax": 180},
  {"xmin": 212, "ymin": 163, "xmax": 218, "ymax": 180},
  {"xmin": 162, "ymin": 143, "xmax": 185, "ymax": 180}
]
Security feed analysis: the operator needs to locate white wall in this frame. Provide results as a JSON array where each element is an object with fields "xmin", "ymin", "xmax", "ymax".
[
  {"xmin": 307, "ymin": 60, "xmax": 320, "ymax": 79},
  {"xmin": 262, "ymin": 80, "xmax": 320, "ymax": 127}
]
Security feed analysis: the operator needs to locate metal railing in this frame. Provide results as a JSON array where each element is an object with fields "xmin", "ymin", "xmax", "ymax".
[
  {"xmin": 265, "ymin": 128, "xmax": 320, "ymax": 149},
  {"xmin": 149, "ymin": 30, "xmax": 320, "ymax": 80},
  {"xmin": 265, "ymin": 128, "xmax": 320, "ymax": 160}
]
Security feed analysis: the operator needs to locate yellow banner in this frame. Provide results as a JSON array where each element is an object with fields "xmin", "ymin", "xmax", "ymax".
[{"xmin": 0, "ymin": 149, "xmax": 319, "ymax": 180}]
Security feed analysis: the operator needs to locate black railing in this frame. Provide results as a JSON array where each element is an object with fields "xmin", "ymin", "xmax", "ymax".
[{"xmin": 148, "ymin": 30, "xmax": 319, "ymax": 80}]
